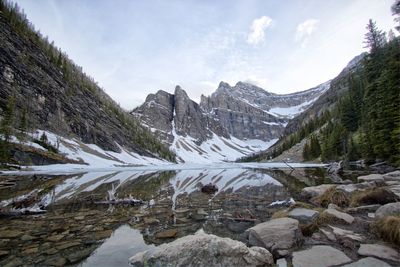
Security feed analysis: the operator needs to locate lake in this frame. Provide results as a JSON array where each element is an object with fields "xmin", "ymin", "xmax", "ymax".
[{"xmin": 0, "ymin": 164, "xmax": 329, "ymax": 266}]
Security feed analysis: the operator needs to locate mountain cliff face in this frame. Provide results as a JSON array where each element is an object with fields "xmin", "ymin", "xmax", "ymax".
[
  {"xmin": 0, "ymin": 4, "xmax": 174, "ymax": 164},
  {"xmin": 133, "ymin": 80, "xmax": 329, "ymax": 162},
  {"xmin": 200, "ymin": 81, "xmax": 330, "ymax": 141}
]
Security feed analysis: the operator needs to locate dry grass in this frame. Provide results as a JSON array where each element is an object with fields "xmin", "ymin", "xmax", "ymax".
[
  {"xmin": 313, "ymin": 187, "xmax": 349, "ymax": 208},
  {"xmin": 374, "ymin": 216, "xmax": 400, "ymax": 246},
  {"xmin": 271, "ymin": 209, "xmax": 289, "ymax": 219},
  {"xmin": 350, "ymin": 187, "xmax": 400, "ymax": 207}
]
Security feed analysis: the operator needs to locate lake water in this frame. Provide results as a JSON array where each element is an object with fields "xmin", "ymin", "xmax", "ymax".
[{"xmin": 0, "ymin": 164, "xmax": 329, "ymax": 266}]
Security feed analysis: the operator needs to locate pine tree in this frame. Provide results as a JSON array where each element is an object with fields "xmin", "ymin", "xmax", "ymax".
[
  {"xmin": 0, "ymin": 95, "xmax": 16, "ymax": 143},
  {"xmin": 364, "ymin": 19, "xmax": 386, "ymax": 54}
]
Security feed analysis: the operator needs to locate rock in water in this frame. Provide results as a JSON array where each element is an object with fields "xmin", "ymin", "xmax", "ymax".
[
  {"xmin": 129, "ymin": 230, "xmax": 274, "ymax": 267},
  {"xmin": 201, "ymin": 183, "xmax": 218, "ymax": 194},
  {"xmin": 292, "ymin": 245, "xmax": 352, "ymax": 267},
  {"xmin": 246, "ymin": 218, "xmax": 303, "ymax": 252}
]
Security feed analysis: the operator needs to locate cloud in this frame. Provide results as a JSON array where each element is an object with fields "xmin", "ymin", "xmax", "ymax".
[
  {"xmin": 295, "ymin": 19, "xmax": 318, "ymax": 47},
  {"xmin": 247, "ymin": 16, "xmax": 273, "ymax": 45}
]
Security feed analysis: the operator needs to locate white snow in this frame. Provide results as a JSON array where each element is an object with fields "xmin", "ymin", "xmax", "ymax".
[
  {"xmin": 10, "ymin": 130, "xmax": 169, "ymax": 169},
  {"xmin": 170, "ymin": 118, "xmax": 278, "ymax": 163}
]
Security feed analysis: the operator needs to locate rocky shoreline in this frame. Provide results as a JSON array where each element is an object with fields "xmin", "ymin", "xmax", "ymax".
[{"xmin": 130, "ymin": 170, "xmax": 400, "ymax": 267}]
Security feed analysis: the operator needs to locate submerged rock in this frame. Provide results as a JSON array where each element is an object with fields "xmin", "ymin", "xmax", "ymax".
[
  {"xmin": 201, "ymin": 184, "xmax": 218, "ymax": 194},
  {"xmin": 292, "ymin": 245, "xmax": 352, "ymax": 267},
  {"xmin": 130, "ymin": 230, "xmax": 273, "ymax": 267},
  {"xmin": 246, "ymin": 218, "xmax": 303, "ymax": 252}
]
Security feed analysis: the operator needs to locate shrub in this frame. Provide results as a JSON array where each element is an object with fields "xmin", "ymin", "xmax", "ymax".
[
  {"xmin": 313, "ymin": 187, "xmax": 349, "ymax": 208},
  {"xmin": 374, "ymin": 216, "xmax": 400, "ymax": 246},
  {"xmin": 350, "ymin": 187, "xmax": 400, "ymax": 207}
]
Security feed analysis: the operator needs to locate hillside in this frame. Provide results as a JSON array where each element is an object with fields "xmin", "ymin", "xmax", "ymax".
[
  {"xmin": 0, "ymin": 1, "xmax": 175, "ymax": 166},
  {"xmin": 244, "ymin": 26, "xmax": 400, "ymax": 166}
]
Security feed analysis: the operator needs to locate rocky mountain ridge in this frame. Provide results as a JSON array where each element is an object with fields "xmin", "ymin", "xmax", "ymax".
[{"xmin": 133, "ymin": 78, "xmax": 330, "ymax": 162}]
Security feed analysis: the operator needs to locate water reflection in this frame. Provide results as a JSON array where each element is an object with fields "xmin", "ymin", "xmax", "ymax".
[
  {"xmin": 78, "ymin": 225, "xmax": 155, "ymax": 267},
  {"xmin": 0, "ymin": 167, "xmax": 327, "ymax": 266}
]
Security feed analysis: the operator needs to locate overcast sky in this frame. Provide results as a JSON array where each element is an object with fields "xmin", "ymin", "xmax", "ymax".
[{"xmin": 15, "ymin": 0, "xmax": 397, "ymax": 109}]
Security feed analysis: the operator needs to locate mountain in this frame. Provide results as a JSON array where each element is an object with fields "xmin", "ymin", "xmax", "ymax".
[
  {"xmin": 247, "ymin": 34, "xmax": 400, "ymax": 166},
  {"xmin": 0, "ymin": 2, "xmax": 174, "ymax": 166},
  {"xmin": 133, "ymin": 80, "xmax": 329, "ymax": 163}
]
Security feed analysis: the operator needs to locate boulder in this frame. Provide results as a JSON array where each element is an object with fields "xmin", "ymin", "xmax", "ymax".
[
  {"xmin": 358, "ymin": 244, "xmax": 400, "ymax": 262},
  {"xmin": 130, "ymin": 230, "xmax": 274, "ymax": 267},
  {"xmin": 375, "ymin": 202, "xmax": 400, "ymax": 219},
  {"xmin": 292, "ymin": 245, "xmax": 352, "ymax": 267},
  {"xmin": 301, "ymin": 184, "xmax": 335, "ymax": 199},
  {"xmin": 322, "ymin": 208, "xmax": 354, "ymax": 224},
  {"xmin": 201, "ymin": 184, "xmax": 218, "ymax": 194},
  {"xmin": 357, "ymin": 174, "xmax": 384, "ymax": 183},
  {"xmin": 336, "ymin": 181, "xmax": 378, "ymax": 193},
  {"xmin": 342, "ymin": 257, "xmax": 392, "ymax": 267},
  {"xmin": 383, "ymin": 170, "xmax": 400, "ymax": 181},
  {"xmin": 288, "ymin": 208, "xmax": 319, "ymax": 224},
  {"xmin": 247, "ymin": 218, "xmax": 303, "ymax": 252}
]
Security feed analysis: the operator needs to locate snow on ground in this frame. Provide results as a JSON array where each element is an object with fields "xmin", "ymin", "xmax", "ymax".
[
  {"xmin": 15, "ymin": 130, "xmax": 169, "ymax": 168},
  {"xmin": 171, "ymin": 118, "xmax": 278, "ymax": 163}
]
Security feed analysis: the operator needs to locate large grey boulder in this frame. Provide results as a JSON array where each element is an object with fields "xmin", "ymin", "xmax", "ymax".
[
  {"xmin": 292, "ymin": 245, "xmax": 352, "ymax": 267},
  {"xmin": 358, "ymin": 244, "xmax": 400, "ymax": 262},
  {"xmin": 246, "ymin": 218, "xmax": 303, "ymax": 252},
  {"xmin": 301, "ymin": 184, "xmax": 335, "ymax": 199},
  {"xmin": 374, "ymin": 202, "xmax": 400, "ymax": 219},
  {"xmin": 342, "ymin": 257, "xmax": 392, "ymax": 267},
  {"xmin": 130, "ymin": 230, "xmax": 274, "ymax": 267},
  {"xmin": 288, "ymin": 208, "xmax": 319, "ymax": 224}
]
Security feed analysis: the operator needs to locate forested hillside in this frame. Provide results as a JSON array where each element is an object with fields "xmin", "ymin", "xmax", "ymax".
[
  {"xmin": 0, "ymin": 0, "xmax": 175, "ymax": 163},
  {"xmin": 242, "ymin": 20, "xmax": 400, "ymax": 166}
]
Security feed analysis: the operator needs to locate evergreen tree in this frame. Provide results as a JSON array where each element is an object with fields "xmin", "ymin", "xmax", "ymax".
[
  {"xmin": 364, "ymin": 19, "xmax": 386, "ymax": 54},
  {"xmin": 0, "ymin": 95, "xmax": 16, "ymax": 143}
]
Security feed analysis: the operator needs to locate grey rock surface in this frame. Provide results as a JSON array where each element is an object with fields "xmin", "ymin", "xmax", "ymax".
[
  {"xmin": 342, "ymin": 257, "xmax": 392, "ymax": 267},
  {"xmin": 292, "ymin": 245, "xmax": 352, "ymax": 267},
  {"xmin": 288, "ymin": 208, "xmax": 319, "ymax": 224},
  {"xmin": 323, "ymin": 208, "xmax": 354, "ymax": 224},
  {"xmin": 358, "ymin": 244, "xmax": 400, "ymax": 262},
  {"xmin": 375, "ymin": 202, "xmax": 400, "ymax": 219},
  {"xmin": 247, "ymin": 218, "xmax": 303, "ymax": 252},
  {"xmin": 129, "ymin": 230, "xmax": 274, "ymax": 267}
]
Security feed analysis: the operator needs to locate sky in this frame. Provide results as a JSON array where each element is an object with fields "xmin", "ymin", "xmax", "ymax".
[{"xmin": 15, "ymin": 0, "xmax": 398, "ymax": 110}]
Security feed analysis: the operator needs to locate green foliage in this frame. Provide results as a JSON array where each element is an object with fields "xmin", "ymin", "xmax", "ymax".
[
  {"xmin": 0, "ymin": 95, "xmax": 15, "ymax": 143},
  {"xmin": 0, "ymin": 0, "xmax": 176, "ymax": 162},
  {"xmin": 303, "ymin": 135, "xmax": 321, "ymax": 161},
  {"xmin": 33, "ymin": 132, "xmax": 58, "ymax": 153}
]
